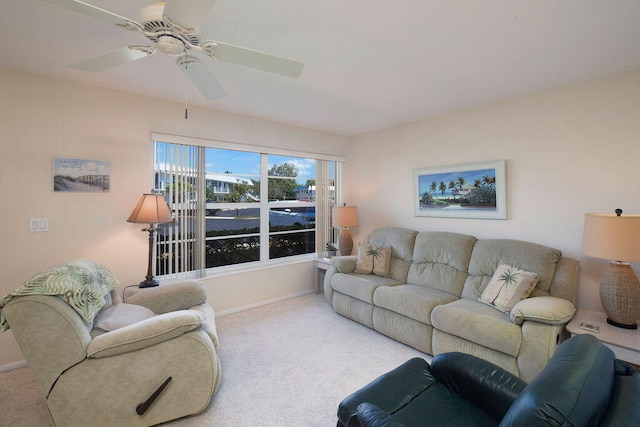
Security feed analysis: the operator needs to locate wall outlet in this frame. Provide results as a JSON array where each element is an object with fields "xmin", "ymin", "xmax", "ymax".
[{"xmin": 29, "ymin": 218, "xmax": 48, "ymax": 232}]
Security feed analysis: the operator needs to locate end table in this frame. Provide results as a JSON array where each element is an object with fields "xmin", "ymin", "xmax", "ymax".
[
  {"xmin": 566, "ymin": 309, "xmax": 640, "ymax": 365},
  {"xmin": 315, "ymin": 258, "xmax": 332, "ymax": 294}
]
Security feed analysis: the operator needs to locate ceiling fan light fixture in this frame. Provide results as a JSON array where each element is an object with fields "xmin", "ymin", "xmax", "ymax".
[{"xmin": 157, "ymin": 35, "xmax": 185, "ymax": 56}]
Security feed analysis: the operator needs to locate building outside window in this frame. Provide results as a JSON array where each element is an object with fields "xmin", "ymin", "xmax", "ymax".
[{"xmin": 152, "ymin": 135, "xmax": 340, "ymax": 279}]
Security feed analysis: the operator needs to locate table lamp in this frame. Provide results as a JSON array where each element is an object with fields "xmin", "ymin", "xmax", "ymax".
[
  {"xmin": 127, "ymin": 192, "xmax": 174, "ymax": 288},
  {"xmin": 332, "ymin": 205, "xmax": 359, "ymax": 256},
  {"xmin": 581, "ymin": 209, "xmax": 640, "ymax": 329}
]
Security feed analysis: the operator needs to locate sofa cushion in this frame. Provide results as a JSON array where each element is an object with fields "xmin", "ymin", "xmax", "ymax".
[
  {"xmin": 479, "ymin": 264, "xmax": 539, "ymax": 313},
  {"xmin": 407, "ymin": 232, "xmax": 476, "ymax": 297},
  {"xmin": 374, "ymin": 284, "xmax": 458, "ymax": 325},
  {"xmin": 338, "ymin": 357, "xmax": 498, "ymax": 427},
  {"xmin": 332, "ymin": 273, "xmax": 402, "ymax": 304},
  {"xmin": 462, "ymin": 239, "xmax": 561, "ymax": 300},
  {"xmin": 355, "ymin": 244, "xmax": 393, "ymax": 277},
  {"xmin": 432, "ymin": 299, "xmax": 522, "ymax": 357},
  {"xmin": 94, "ymin": 303, "xmax": 156, "ymax": 331}
]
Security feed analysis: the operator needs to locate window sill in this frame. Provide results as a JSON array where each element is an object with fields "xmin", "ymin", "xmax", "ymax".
[{"xmin": 158, "ymin": 254, "xmax": 318, "ymax": 282}]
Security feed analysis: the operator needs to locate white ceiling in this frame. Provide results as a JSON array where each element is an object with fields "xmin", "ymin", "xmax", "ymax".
[{"xmin": 2, "ymin": 0, "xmax": 640, "ymax": 136}]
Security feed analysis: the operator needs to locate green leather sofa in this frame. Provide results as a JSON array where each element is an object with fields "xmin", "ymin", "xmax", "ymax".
[{"xmin": 338, "ymin": 334, "xmax": 640, "ymax": 427}]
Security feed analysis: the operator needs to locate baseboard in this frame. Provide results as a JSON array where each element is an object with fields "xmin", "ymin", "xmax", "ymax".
[
  {"xmin": 216, "ymin": 289, "xmax": 315, "ymax": 317},
  {"xmin": 0, "ymin": 359, "xmax": 28, "ymax": 372}
]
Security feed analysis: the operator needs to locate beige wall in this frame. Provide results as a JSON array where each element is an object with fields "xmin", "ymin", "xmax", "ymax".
[
  {"xmin": 0, "ymin": 69, "xmax": 347, "ymax": 367},
  {"xmin": 3, "ymin": 66, "xmax": 639, "ymax": 368},
  {"xmin": 347, "ymin": 69, "xmax": 640, "ymax": 314}
]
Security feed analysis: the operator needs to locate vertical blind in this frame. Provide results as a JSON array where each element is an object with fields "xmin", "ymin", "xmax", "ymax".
[{"xmin": 155, "ymin": 141, "xmax": 203, "ymax": 278}]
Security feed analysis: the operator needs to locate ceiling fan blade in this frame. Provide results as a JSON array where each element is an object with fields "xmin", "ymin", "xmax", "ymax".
[
  {"xmin": 70, "ymin": 47, "xmax": 151, "ymax": 72},
  {"xmin": 40, "ymin": 0, "xmax": 137, "ymax": 28},
  {"xmin": 164, "ymin": 0, "xmax": 218, "ymax": 29},
  {"xmin": 206, "ymin": 41, "xmax": 304, "ymax": 78},
  {"xmin": 178, "ymin": 56, "xmax": 227, "ymax": 100}
]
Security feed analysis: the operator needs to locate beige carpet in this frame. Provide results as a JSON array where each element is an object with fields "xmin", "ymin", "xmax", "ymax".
[{"xmin": 0, "ymin": 293, "xmax": 427, "ymax": 426}]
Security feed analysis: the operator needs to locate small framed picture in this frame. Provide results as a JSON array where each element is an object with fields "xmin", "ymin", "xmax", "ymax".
[{"xmin": 53, "ymin": 158, "xmax": 111, "ymax": 192}]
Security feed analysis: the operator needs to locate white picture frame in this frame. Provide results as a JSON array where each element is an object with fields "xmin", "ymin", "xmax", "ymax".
[
  {"xmin": 414, "ymin": 160, "xmax": 507, "ymax": 219},
  {"xmin": 53, "ymin": 157, "xmax": 111, "ymax": 192}
]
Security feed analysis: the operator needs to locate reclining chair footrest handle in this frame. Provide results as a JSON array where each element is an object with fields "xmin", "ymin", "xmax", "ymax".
[{"xmin": 136, "ymin": 376, "xmax": 172, "ymax": 416}]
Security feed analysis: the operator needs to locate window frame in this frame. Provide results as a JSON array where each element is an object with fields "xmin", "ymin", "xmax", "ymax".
[{"xmin": 152, "ymin": 132, "xmax": 345, "ymax": 279}]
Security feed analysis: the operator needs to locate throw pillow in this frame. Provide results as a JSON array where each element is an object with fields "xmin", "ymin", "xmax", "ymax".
[
  {"xmin": 479, "ymin": 264, "xmax": 539, "ymax": 313},
  {"xmin": 94, "ymin": 303, "xmax": 156, "ymax": 331},
  {"xmin": 355, "ymin": 244, "xmax": 392, "ymax": 277}
]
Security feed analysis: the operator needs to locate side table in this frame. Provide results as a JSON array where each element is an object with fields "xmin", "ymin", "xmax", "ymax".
[
  {"xmin": 315, "ymin": 258, "xmax": 333, "ymax": 294},
  {"xmin": 566, "ymin": 309, "xmax": 640, "ymax": 365}
]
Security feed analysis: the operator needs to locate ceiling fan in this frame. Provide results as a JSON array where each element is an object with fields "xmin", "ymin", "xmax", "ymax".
[{"xmin": 41, "ymin": 0, "xmax": 304, "ymax": 99}]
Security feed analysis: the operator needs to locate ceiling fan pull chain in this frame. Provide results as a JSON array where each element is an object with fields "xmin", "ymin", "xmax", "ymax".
[{"xmin": 184, "ymin": 51, "xmax": 189, "ymax": 120}]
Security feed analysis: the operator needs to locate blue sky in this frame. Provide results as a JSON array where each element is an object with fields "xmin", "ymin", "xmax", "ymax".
[
  {"xmin": 155, "ymin": 143, "xmax": 318, "ymax": 184},
  {"xmin": 418, "ymin": 168, "xmax": 495, "ymax": 195},
  {"xmin": 53, "ymin": 158, "xmax": 110, "ymax": 178},
  {"xmin": 205, "ymin": 148, "xmax": 316, "ymax": 183}
]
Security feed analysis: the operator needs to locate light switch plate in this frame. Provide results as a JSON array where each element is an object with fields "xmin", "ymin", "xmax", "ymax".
[{"xmin": 30, "ymin": 218, "xmax": 48, "ymax": 232}]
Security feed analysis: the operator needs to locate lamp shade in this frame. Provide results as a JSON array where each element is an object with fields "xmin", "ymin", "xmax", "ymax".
[
  {"xmin": 332, "ymin": 206, "xmax": 359, "ymax": 228},
  {"xmin": 127, "ymin": 193, "xmax": 174, "ymax": 225},
  {"xmin": 581, "ymin": 213, "xmax": 640, "ymax": 262}
]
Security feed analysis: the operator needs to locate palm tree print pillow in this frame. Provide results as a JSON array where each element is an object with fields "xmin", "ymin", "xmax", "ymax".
[
  {"xmin": 479, "ymin": 264, "xmax": 539, "ymax": 313},
  {"xmin": 354, "ymin": 244, "xmax": 392, "ymax": 277}
]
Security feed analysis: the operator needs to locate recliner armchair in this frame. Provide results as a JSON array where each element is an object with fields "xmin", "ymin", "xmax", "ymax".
[
  {"xmin": 338, "ymin": 334, "xmax": 640, "ymax": 427},
  {"xmin": 2, "ymin": 260, "xmax": 221, "ymax": 427}
]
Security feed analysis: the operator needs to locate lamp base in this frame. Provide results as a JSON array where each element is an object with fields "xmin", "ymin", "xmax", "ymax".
[
  {"xmin": 600, "ymin": 262, "xmax": 640, "ymax": 329},
  {"xmin": 606, "ymin": 318, "xmax": 638, "ymax": 329},
  {"xmin": 139, "ymin": 226, "xmax": 160, "ymax": 288},
  {"xmin": 139, "ymin": 278, "xmax": 159, "ymax": 288},
  {"xmin": 338, "ymin": 228, "xmax": 354, "ymax": 256}
]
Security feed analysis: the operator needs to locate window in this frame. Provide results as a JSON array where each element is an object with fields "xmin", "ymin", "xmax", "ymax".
[{"xmin": 152, "ymin": 134, "xmax": 342, "ymax": 278}]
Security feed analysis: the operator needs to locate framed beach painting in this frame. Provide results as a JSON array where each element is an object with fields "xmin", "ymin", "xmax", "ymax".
[
  {"xmin": 414, "ymin": 160, "xmax": 507, "ymax": 219},
  {"xmin": 53, "ymin": 158, "xmax": 111, "ymax": 192}
]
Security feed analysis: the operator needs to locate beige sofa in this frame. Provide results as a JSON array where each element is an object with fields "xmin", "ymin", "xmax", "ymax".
[{"xmin": 324, "ymin": 227, "xmax": 579, "ymax": 381}]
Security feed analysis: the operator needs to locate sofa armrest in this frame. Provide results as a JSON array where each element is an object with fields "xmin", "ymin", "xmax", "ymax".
[
  {"xmin": 338, "ymin": 358, "xmax": 433, "ymax": 427},
  {"xmin": 124, "ymin": 280, "xmax": 207, "ymax": 314},
  {"xmin": 510, "ymin": 296, "xmax": 576, "ymax": 326},
  {"xmin": 431, "ymin": 352, "xmax": 527, "ymax": 420},
  {"xmin": 87, "ymin": 310, "xmax": 204, "ymax": 358},
  {"xmin": 331, "ymin": 256, "xmax": 358, "ymax": 273}
]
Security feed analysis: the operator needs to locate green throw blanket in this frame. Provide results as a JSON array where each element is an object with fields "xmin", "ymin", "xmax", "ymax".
[{"xmin": 0, "ymin": 260, "xmax": 119, "ymax": 333}]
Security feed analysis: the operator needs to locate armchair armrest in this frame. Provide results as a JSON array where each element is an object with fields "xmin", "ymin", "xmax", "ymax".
[
  {"xmin": 87, "ymin": 310, "xmax": 204, "ymax": 358},
  {"xmin": 510, "ymin": 296, "xmax": 576, "ymax": 326},
  {"xmin": 331, "ymin": 256, "xmax": 358, "ymax": 273},
  {"xmin": 124, "ymin": 280, "xmax": 207, "ymax": 314},
  {"xmin": 430, "ymin": 352, "xmax": 527, "ymax": 420},
  {"xmin": 356, "ymin": 402, "xmax": 406, "ymax": 427}
]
